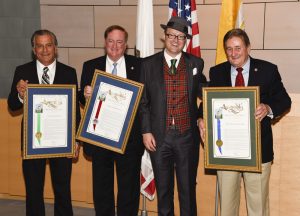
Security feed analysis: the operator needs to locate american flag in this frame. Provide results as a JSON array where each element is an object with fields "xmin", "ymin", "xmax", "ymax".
[{"xmin": 169, "ymin": 0, "xmax": 201, "ymax": 57}]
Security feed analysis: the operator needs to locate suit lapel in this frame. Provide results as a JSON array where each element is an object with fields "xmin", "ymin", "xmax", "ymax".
[
  {"xmin": 31, "ymin": 61, "xmax": 40, "ymax": 84},
  {"xmin": 224, "ymin": 62, "xmax": 232, "ymax": 86},
  {"xmin": 248, "ymin": 57, "xmax": 256, "ymax": 86},
  {"xmin": 183, "ymin": 53, "xmax": 193, "ymax": 103},
  {"xmin": 53, "ymin": 62, "xmax": 60, "ymax": 84},
  {"xmin": 158, "ymin": 52, "xmax": 166, "ymax": 100},
  {"xmin": 124, "ymin": 55, "xmax": 135, "ymax": 80},
  {"xmin": 97, "ymin": 56, "xmax": 106, "ymax": 71}
]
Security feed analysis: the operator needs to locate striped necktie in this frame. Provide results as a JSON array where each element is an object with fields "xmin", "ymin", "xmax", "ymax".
[{"xmin": 42, "ymin": 67, "xmax": 50, "ymax": 84}]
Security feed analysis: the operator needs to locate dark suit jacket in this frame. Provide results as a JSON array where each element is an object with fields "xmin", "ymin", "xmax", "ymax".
[
  {"xmin": 79, "ymin": 54, "xmax": 143, "ymax": 156},
  {"xmin": 7, "ymin": 60, "xmax": 81, "ymax": 147},
  {"xmin": 209, "ymin": 57, "xmax": 291, "ymax": 163},
  {"xmin": 139, "ymin": 51, "xmax": 207, "ymax": 146}
]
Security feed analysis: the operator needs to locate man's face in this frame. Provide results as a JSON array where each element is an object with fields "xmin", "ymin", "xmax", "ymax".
[
  {"xmin": 224, "ymin": 36, "xmax": 250, "ymax": 68},
  {"xmin": 164, "ymin": 28, "xmax": 186, "ymax": 57},
  {"xmin": 33, "ymin": 34, "xmax": 57, "ymax": 66},
  {"xmin": 105, "ymin": 29, "xmax": 127, "ymax": 62}
]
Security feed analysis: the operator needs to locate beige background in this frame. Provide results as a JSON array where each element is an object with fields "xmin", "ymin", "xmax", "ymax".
[{"xmin": 1, "ymin": 0, "xmax": 300, "ymax": 215}]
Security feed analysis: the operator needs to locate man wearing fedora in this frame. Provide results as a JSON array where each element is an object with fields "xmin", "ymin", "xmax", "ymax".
[{"xmin": 139, "ymin": 16, "xmax": 207, "ymax": 216}]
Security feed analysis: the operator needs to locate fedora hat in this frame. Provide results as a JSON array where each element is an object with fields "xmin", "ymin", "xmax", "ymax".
[{"xmin": 160, "ymin": 16, "xmax": 192, "ymax": 39}]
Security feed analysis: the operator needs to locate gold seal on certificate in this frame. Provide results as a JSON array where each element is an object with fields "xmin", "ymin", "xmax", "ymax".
[
  {"xmin": 35, "ymin": 132, "xmax": 42, "ymax": 140},
  {"xmin": 216, "ymin": 139, "xmax": 223, "ymax": 147}
]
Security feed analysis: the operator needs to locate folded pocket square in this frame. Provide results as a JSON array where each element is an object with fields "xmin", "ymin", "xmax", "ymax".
[{"xmin": 193, "ymin": 68, "xmax": 197, "ymax": 75}]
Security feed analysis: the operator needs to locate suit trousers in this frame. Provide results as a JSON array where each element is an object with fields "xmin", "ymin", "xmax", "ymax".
[
  {"xmin": 92, "ymin": 148, "xmax": 142, "ymax": 216},
  {"xmin": 150, "ymin": 129, "xmax": 198, "ymax": 216},
  {"xmin": 217, "ymin": 162, "xmax": 271, "ymax": 216},
  {"xmin": 22, "ymin": 157, "xmax": 73, "ymax": 216}
]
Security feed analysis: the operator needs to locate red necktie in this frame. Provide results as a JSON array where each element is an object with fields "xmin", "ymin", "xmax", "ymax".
[{"xmin": 235, "ymin": 67, "xmax": 245, "ymax": 87}]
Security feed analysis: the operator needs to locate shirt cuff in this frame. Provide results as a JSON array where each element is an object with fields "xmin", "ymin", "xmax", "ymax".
[{"xmin": 18, "ymin": 93, "xmax": 24, "ymax": 104}]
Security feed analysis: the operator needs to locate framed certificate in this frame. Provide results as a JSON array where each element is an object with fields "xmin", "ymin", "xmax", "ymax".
[
  {"xmin": 23, "ymin": 84, "xmax": 76, "ymax": 159},
  {"xmin": 76, "ymin": 70, "xmax": 144, "ymax": 154},
  {"xmin": 203, "ymin": 87, "xmax": 261, "ymax": 172}
]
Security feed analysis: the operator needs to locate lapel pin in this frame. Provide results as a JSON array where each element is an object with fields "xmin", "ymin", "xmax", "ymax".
[
  {"xmin": 254, "ymin": 68, "xmax": 258, "ymax": 72},
  {"xmin": 131, "ymin": 66, "xmax": 134, "ymax": 70}
]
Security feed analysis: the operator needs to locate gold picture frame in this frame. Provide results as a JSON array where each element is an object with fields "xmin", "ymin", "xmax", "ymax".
[
  {"xmin": 76, "ymin": 70, "xmax": 144, "ymax": 154},
  {"xmin": 203, "ymin": 86, "xmax": 261, "ymax": 172},
  {"xmin": 23, "ymin": 84, "xmax": 76, "ymax": 159}
]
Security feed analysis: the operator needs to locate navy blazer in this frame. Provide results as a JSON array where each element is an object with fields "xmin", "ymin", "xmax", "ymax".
[
  {"xmin": 79, "ymin": 54, "xmax": 143, "ymax": 156},
  {"xmin": 209, "ymin": 57, "xmax": 291, "ymax": 163},
  {"xmin": 139, "ymin": 51, "xmax": 207, "ymax": 147}
]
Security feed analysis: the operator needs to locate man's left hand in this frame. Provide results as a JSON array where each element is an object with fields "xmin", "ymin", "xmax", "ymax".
[{"xmin": 255, "ymin": 103, "xmax": 271, "ymax": 122}]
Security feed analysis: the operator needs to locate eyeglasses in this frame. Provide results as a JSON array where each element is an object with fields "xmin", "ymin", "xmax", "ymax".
[{"xmin": 165, "ymin": 33, "xmax": 186, "ymax": 41}]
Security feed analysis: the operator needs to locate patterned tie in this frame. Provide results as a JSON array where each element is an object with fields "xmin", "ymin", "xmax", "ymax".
[
  {"xmin": 112, "ymin": 62, "xmax": 117, "ymax": 75},
  {"xmin": 235, "ymin": 67, "xmax": 245, "ymax": 87},
  {"xmin": 169, "ymin": 59, "xmax": 177, "ymax": 75},
  {"xmin": 42, "ymin": 67, "xmax": 50, "ymax": 84}
]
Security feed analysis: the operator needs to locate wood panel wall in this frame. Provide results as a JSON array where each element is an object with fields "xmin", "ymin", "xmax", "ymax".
[{"xmin": 1, "ymin": 94, "xmax": 300, "ymax": 215}]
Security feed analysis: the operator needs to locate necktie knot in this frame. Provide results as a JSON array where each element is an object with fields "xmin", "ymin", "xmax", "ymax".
[
  {"xmin": 236, "ymin": 67, "xmax": 243, "ymax": 73},
  {"xmin": 43, "ymin": 66, "xmax": 49, "ymax": 72},
  {"xmin": 112, "ymin": 62, "xmax": 117, "ymax": 75},
  {"xmin": 169, "ymin": 59, "xmax": 177, "ymax": 75},
  {"xmin": 235, "ymin": 67, "xmax": 245, "ymax": 87},
  {"xmin": 42, "ymin": 67, "xmax": 50, "ymax": 84}
]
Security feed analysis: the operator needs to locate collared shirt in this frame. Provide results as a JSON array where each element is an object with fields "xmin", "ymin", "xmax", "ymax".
[
  {"xmin": 37, "ymin": 60, "xmax": 57, "ymax": 84},
  {"xmin": 230, "ymin": 57, "xmax": 250, "ymax": 87},
  {"xmin": 106, "ymin": 56, "xmax": 127, "ymax": 78},
  {"xmin": 230, "ymin": 57, "xmax": 273, "ymax": 118},
  {"xmin": 18, "ymin": 60, "xmax": 57, "ymax": 103},
  {"xmin": 164, "ymin": 49, "xmax": 182, "ymax": 68}
]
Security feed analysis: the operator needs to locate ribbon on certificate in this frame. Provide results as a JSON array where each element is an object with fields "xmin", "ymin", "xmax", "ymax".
[
  {"xmin": 93, "ymin": 100, "xmax": 103, "ymax": 130},
  {"xmin": 35, "ymin": 104, "xmax": 43, "ymax": 144},
  {"xmin": 215, "ymin": 108, "xmax": 223, "ymax": 154},
  {"xmin": 93, "ymin": 93, "xmax": 107, "ymax": 130}
]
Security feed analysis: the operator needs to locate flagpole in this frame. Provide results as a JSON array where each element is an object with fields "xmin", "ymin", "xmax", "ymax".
[
  {"xmin": 215, "ymin": 175, "xmax": 219, "ymax": 216},
  {"xmin": 141, "ymin": 194, "xmax": 148, "ymax": 216},
  {"xmin": 178, "ymin": 0, "xmax": 181, "ymax": 17}
]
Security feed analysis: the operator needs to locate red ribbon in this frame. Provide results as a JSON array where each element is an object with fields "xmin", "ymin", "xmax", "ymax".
[{"xmin": 93, "ymin": 100, "xmax": 103, "ymax": 130}]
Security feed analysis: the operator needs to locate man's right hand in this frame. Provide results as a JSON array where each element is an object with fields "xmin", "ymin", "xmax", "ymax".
[
  {"xmin": 16, "ymin": 79, "xmax": 28, "ymax": 99},
  {"xmin": 142, "ymin": 133, "xmax": 156, "ymax": 152},
  {"xmin": 84, "ymin": 85, "xmax": 92, "ymax": 99},
  {"xmin": 198, "ymin": 118, "xmax": 205, "ymax": 143}
]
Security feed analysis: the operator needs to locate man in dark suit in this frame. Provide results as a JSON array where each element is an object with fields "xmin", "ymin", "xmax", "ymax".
[
  {"xmin": 79, "ymin": 25, "xmax": 144, "ymax": 216},
  {"xmin": 139, "ymin": 16, "xmax": 207, "ymax": 216},
  {"xmin": 199, "ymin": 28, "xmax": 291, "ymax": 216},
  {"xmin": 7, "ymin": 29, "xmax": 81, "ymax": 216}
]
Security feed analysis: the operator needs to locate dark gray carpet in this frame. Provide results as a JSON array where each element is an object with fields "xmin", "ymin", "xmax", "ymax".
[
  {"xmin": 0, "ymin": 199, "xmax": 94, "ymax": 216},
  {"xmin": 0, "ymin": 199, "xmax": 159, "ymax": 215}
]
